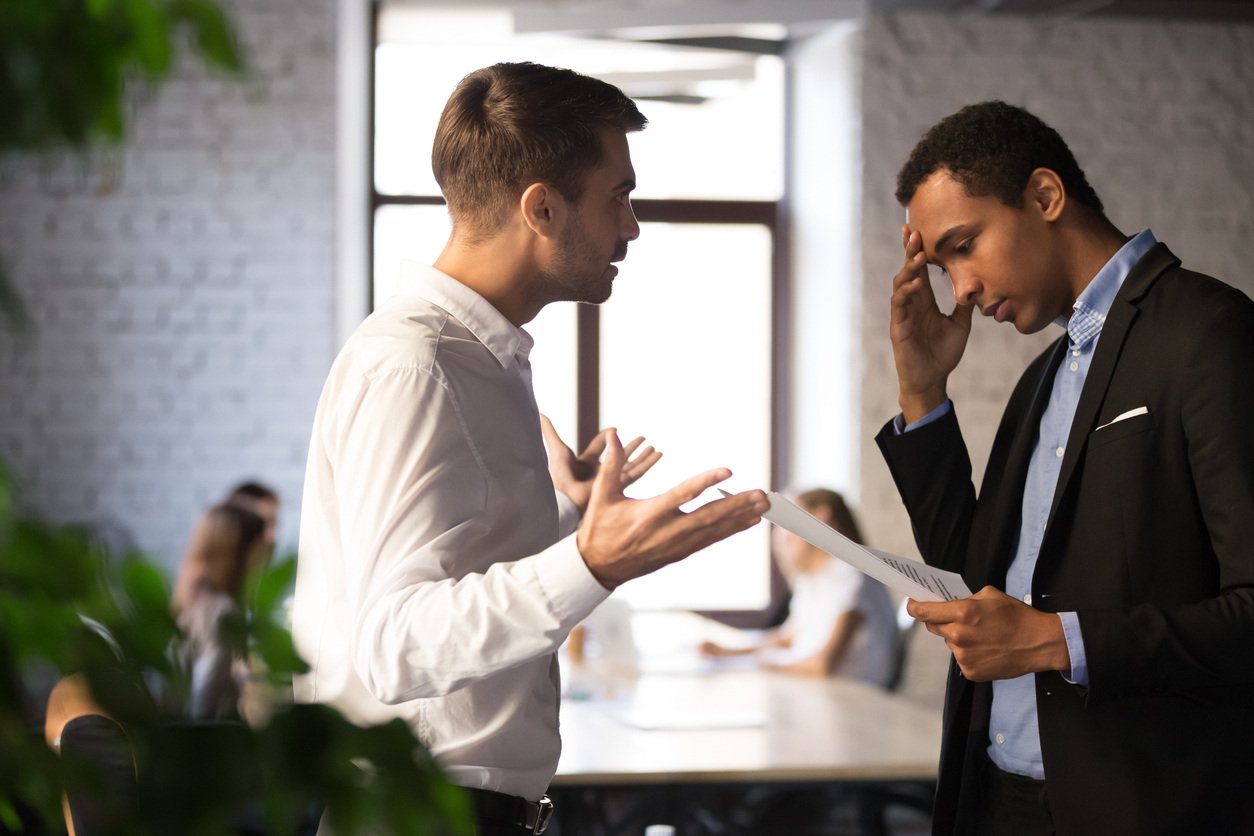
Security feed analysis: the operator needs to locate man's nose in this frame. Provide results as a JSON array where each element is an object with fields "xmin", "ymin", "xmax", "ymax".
[
  {"xmin": 623, "ymin": 203, "xmax": 641, "ymax": 242},
  {"xmin": 951, "ymin": 272, "xmax": 979, "ymax": 305}
]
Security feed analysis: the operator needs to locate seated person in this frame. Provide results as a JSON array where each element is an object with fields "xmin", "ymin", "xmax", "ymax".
[
  {"xmin": 699, "ymin": 489, "xmax": 898, "ymax": 686},
  {"xmin": 45, "ymin": 504, "xmax": 270, "ymax": 834},
  {"xmin": 170, "ymin": 502, "xmax": 270, "ymax": 720}
]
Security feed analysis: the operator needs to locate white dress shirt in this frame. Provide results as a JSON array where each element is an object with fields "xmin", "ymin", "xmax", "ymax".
[{"xmin": 293, "ymin": 262, "xmax": 610, "ymax": 800}]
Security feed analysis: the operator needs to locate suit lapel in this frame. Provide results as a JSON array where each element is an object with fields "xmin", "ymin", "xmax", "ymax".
[
  {"xmin": 1044, "ymin": 243, "xmax": 1178, "ymax": 531},
  {"xmin": 983, "ymin": 338, "xmax": 1066, "ymax": 587}
]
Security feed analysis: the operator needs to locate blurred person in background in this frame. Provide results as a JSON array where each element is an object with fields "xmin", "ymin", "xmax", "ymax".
[
  {"xmin": 700, "ymin": 488, "xmax": 898, "ymax": 687},
  {"xmin": 225, "ymin": 480, "xmax": 279, "ymax": 553}
]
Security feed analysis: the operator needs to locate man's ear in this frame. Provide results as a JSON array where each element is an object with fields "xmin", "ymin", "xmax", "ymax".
[
  {"xmin": 1026, "ymin": 167, "xmax": 1066, "ymax": 222},
  {"xmin": 520, "ymin": 182, "xmax": 564, "ymax": 238}
]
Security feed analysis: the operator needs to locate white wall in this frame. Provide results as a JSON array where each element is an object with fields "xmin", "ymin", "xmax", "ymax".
[
  {"xmin": 0, "ymin": 0, "xmax": 338, "ymax": 568},
  {"xmin": 786, "ymin": 22, "xmax": 864, "ymax": 500},
  {"xmin": 857, "ymin": 12, "xmax": 1254, "ymax": 564}
]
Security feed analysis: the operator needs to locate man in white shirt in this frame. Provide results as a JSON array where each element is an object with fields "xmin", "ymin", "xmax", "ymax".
[{"xmin": 293, "ymin": 62, "xmax": 769, "ymax": 835}]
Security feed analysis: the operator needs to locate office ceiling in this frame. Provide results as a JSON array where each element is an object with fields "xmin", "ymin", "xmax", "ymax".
[{"xmin": 869, "ymin": 0, "xmax": 1254, "ymax": 21}]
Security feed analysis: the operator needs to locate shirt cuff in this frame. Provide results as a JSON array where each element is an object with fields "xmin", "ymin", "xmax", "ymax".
[
  {"xmin": 892, "ymin": 399, "xmax": 953, "ymax": 435},
  {"xmin": 531, "ymin": 533, "xmax": 611, "ymax": 628},
  {"xmin": 555, "ymin": 490, "xmax": 581, "ymax": 539},
  {"xmin": 1058, "ymin": 611, "xmax": 1089, "ymax": 686}
]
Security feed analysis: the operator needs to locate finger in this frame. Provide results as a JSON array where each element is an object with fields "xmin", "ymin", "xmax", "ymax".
[
  {"xmin": 539, "ymin": 414, "xmax": 570, "ymax": 456},
  {"xmin": 623, "ymin": 449, "xmax": 662, "ymax": 484},
  {"xmin": 907, "ymin": 599, "xmax": 958, "ymax": 625},
  {"xmin": 894, "ymin": 249, "xmax": 929, "ymax": 286},
  {"xmin": 590, "ymin": 429, "xmax": 626, "ymax": 503},
  {"xmin": 579, "ymin": 428, "xmax": 610, "ymax": 461},
  {"xmin": 901, "ymin": 224, "xmax": 910, "ymax": 250},
  {"xmin": 621, "ymin": 436, "xmax": 646, "ymax": 459},
  {"xmin": 675, "ymin": 490, "xmax": 769, "ymax": 536},
  {"xmin": 904, "ymin": 228, "xmax": 924, "ymax": 259},
  {"xmin": 652, "ymin": 467, "xmax": 734, "ymax": 509},
  {"xmin": 952, "ymin": 298, "xmax": 975, "ymax": 330},
  {"xmin": 658, "ymin": 496, "xmax": 766, "ymax": 555}
]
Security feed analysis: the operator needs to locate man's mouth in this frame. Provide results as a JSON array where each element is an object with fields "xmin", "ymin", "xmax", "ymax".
[{"xmin": 983, "ymin": 300, "xmax": 1008, "ymax": 322}]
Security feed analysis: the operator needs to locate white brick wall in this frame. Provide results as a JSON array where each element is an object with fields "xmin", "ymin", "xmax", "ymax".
[
  {"xmin": 0, "ymin": 0, "xmax": 337, "ymax": 570},
  {"xmin": 858, "ymin": 12, "xmax": 1254, "ymax": 564}
]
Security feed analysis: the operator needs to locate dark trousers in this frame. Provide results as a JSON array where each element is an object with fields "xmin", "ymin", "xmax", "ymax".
[{"xmin": 975, "ymin": 756, "xmax": 1054, "ymax": 836}]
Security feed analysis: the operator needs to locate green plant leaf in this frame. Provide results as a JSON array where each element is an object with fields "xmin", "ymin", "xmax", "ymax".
[
  {"xmin": 170, "ymin": 0, "xmax": 244, "ymax": 72},
  {"xmin": 85, "ymin": 0, "xmax": 115, "ymax": 20},
  {"xmin": 122, "ymin": 0, "xmax": 172, "ymax": 76}
]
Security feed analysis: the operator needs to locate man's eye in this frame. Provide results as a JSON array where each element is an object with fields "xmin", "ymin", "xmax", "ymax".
[{"xmin": 955, "ymin": 240, "xmax": 972, "ymax": 254}]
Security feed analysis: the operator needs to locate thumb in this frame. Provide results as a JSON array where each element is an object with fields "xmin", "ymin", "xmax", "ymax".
[
  {"xmin": 539, "ymin": 414, "xmax": 569, "ymax": 456},
  {"xmin": 953, "ymin": 300, "xmax": 975, "ymax": 330},
  {"xmin": 590, "ymin": 429, "xmax": 625, "ymax": 503}
]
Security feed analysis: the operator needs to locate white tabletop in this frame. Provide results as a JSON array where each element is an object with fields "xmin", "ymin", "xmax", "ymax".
[{"xmin": 554, "ymin": 668, "xmax": 942, "ymax": 786}]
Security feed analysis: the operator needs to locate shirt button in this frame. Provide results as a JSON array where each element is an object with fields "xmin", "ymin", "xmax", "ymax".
[
  {"xmin": 1071, "ymin": 348, "xmax": 1081, "ymax": 357},
  {"xmin": 1055, "ymin": 446, "xmax": 1065, "ymax": 457},
  {"xmin": 1069, "ymin": 361, "xmax": 1080, "ymax": 372},
  {"xmin": 1023, "ymin": 593, "xmax": 1032, "ymax": 605},
  {"xmin": 995, "ymin": 733, "xmax": 1006, "ymax": 745}
]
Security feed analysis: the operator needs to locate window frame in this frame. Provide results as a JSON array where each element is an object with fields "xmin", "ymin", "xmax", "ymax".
[{"xmin": 368, "ymin": 5, "xmax": 789, "ymax": 624}]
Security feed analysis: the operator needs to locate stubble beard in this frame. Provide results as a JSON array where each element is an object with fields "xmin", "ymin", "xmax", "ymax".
[{"xmin": 535, "ymin": 221, "xmax": 620, "ymax": 306}]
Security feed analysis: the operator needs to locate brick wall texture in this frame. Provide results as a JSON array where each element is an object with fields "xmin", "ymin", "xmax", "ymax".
[
  {"xmin": 1, "ymin": 6, "xmax": 1251, "ymax": 587},
  {"xmin": 858, "ymin": 12, "xmax": 1254, "ymax": 563},
  {"xmin": 0, "ymin": 1, "xmax": 336, "ymax": 569}
]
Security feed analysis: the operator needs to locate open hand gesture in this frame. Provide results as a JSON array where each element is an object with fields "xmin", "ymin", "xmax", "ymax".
[
  {"xmin": 575, "ymin": 430, "xmax": 768, "ymax": 590},
  {"xmin": 540, "ymin": 415, "xmax": 662, "ymax": 513}
]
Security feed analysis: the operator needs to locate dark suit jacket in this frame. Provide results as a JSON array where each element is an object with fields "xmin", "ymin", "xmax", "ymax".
[{"xmin": 876, "ymin": 244, "xmax": 1254, "ymax": 835}]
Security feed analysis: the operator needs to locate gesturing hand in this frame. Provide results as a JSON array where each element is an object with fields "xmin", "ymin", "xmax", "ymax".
[
  {"xmin": 906, "ymin": 586, "xmax": 1071, "ymax": 682},
  {"xmin": 540, "ymin": 415, "xmax": 662, "ymax": 513},
  {"xmin": 575, "ymin": 430, "xmax": 769, "ymax": 590},
  {"xmin": 890, "ymin": 225, "xmax": 974, "ymax": 422}
]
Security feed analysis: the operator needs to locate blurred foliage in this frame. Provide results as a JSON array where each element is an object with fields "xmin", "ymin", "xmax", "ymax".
[
  {"xmin": 0, "ymin": 0, "xmax": 244, "ymax": 151},
  {"xmin": 0, "ymin": 5, "xmax": 473, "ymax": 831},
  {"xmin": 0, "ymin": 0, "xmax": 247, "ymax": 339},
  {"xmin": 0, "ymin": 462, "xmax": 474, "ymax": 834}
]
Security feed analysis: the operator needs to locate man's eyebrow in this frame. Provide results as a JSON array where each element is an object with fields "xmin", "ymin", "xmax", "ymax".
[
  {"xmin": 612, "ymin": 178, "xmax": 636, "ymax": 192},
  {"xmin": 931, "ymin": 225, "xmax": 967, "ymax": 257}
]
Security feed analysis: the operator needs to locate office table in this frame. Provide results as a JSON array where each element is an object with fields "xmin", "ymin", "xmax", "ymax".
[{"xmin": 549, "ymin": 669, "xmax": 941, "ymax": 834}]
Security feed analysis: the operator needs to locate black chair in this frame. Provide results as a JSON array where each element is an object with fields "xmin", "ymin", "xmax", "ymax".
[{"xmin": 59, "ymin": 716, "xmax": 266, "ymax": 835}]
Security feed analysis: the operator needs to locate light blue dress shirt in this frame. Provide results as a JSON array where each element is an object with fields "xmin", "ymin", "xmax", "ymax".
[{"xmin": 896, "ymin": 229, "xmax": 1159, "ymax": 779}]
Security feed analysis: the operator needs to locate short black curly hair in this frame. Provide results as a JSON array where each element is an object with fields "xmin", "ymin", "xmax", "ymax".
[{"xmin": 895, "ymin": 101, "xmax": 1103, "ymax": 215}]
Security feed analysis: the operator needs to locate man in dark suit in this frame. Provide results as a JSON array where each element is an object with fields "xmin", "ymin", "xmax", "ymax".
[{"xmin": 876, "ymin": 101, "xmax": 1254, "ymax": 835}]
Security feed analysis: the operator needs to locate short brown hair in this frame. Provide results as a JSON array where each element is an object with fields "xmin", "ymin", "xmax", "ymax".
[{"xmin": 432, "ymin": 62, "xmax": 647, "ymax": 236}]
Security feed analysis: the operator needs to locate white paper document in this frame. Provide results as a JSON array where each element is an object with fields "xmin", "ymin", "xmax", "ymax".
[{"xmin": 725, "ymin": 490, "xmax": 972, "ymax": 602}]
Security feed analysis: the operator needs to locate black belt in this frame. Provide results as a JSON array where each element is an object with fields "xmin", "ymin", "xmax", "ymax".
[{"xmin": 465, "ymin": 788, "xmax": 554, "ymax": 834}]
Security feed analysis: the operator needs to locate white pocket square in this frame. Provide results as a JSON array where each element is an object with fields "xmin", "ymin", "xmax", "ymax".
[{"xmin": 1096, "ymin": 406, "xmax": 1148, "ymax": 431}]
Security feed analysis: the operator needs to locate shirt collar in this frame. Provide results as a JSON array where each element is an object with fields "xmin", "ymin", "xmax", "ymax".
[
  {"xmin": 1057, "ymin": 229, "xmax": 1158, "ymax": 349},
  {"xmin": 393, "ymin": 261, "xmax": 532, "ymax": 368}
]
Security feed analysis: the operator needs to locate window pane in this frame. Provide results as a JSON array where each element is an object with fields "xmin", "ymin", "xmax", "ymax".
[
  {"xmin": 372, "ymin": 204, "xmax": 578, "ymax": 442},
  {"xmin": 373, "ymin": 204, "xmax": 450, "ymax": 304},
  {"xmin": 375, "ymin": 5, "xmax": 783, "ymax": 200},
  {"xmin": 600, "ymin": 222, "xmax": 773, "ymax": 611}
]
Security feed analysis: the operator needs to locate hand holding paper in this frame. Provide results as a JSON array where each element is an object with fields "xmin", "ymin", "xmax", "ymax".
[{"xmin": 724, "ymin": 490, "xmax": 972, "ymax": 602}]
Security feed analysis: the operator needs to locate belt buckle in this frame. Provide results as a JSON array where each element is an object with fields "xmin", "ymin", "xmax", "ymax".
[{"xmin": 524, "ymin": 795, "xmax": 554, "ymax": 834}]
